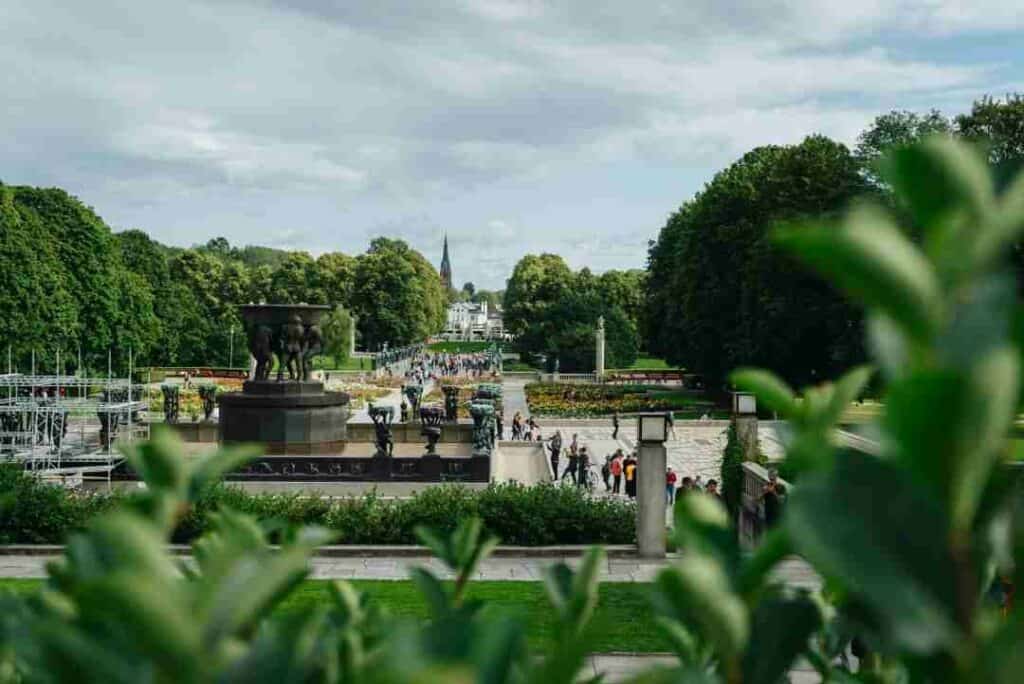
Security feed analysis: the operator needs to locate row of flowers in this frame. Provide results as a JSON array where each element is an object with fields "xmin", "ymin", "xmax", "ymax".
[{"xmin": 524, "ymin": 383, "xmax": 717, "ymax": 417}]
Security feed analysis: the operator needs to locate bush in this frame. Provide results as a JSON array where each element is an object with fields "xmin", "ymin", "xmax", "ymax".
[
  {"xmin": 0, "ymin": 465, "xmax": 119, "ymax": 544},
  {"xmin": 0, "ymin": 468, "xmax": 635, "ymax": 546}
]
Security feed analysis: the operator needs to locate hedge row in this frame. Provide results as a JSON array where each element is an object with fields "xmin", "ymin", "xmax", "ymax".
[{"xmin": 0, "ymin": 466, "xmax": 636, "ymax": 546}]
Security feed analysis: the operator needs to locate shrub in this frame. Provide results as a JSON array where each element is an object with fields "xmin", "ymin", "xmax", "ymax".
[{"xmin": 0, "ymin": 469, "xmax": 635, "ymax": 546}]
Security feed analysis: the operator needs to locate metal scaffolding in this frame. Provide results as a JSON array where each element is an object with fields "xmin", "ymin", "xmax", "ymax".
[{"xmin": 0, "ymin": 347, "xmax": 149, "ymax": 487}]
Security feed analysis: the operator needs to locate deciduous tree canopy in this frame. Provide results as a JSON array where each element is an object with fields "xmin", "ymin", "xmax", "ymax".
[
  {"xmin": 504, "ymin": 255, "xmax": 639, "ymax": 372},
  {"xmin": 0, "ymin": 186, "xmax": 445, "ymax": 370},
  {"xmin": 644, "ymin": 135, "xmax": 874, "ymax": 387}
]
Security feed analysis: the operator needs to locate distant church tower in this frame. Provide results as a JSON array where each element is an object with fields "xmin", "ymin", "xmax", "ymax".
[{"xmin": 439, "ymin": 233, "xmax": 453, "ymax": 290}]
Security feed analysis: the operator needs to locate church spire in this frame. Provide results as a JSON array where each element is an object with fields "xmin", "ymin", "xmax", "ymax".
[{"xmin": 439, "ymin": 233, "xmax": 453, "ymax": 290}]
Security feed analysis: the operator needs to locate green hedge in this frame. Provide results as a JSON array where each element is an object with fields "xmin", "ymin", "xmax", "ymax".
[{"xmin": 0, "ymin": 467, "xmax": 635, "ymax": 546}]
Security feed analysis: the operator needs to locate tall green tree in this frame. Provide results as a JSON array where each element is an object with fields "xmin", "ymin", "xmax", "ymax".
[
  {"xmin": 315, "ymin": 252, "xmax": 356, "ymax": 307},
  {"xmin": 352, "ymin": 238, "xmax": 446, "ymax": 349},
  {"xmin": 12, "ymin": 187, "xmax": 128, "ymax": 365},
  {"xmin": 504, "ymin": 257, "xmax": 638, "ymax": 371},
  {"xmin": 268, "ymin": 252, "xmax": 319, "ymax": 304},
  {"xmin": 645, "ymin": 135, "xmax": 873, "ymax": 387},
  {"xmin": 955, "ymin": 94, "xmax": 1024, "ymax": 185},
  {"xmin": 503, "ymin": 253, "xmax": 573, "ymax": 351},
  {"xmin": 855, "ymin": 109, "xmax": 952, "ymax": 184},
  {"xmin": 0, "ymin": 185, "xmax": 79, "ymax": 369},
  {"xmin": 321, "ymin": 305, "xmax": 354, "ymax": 364}
]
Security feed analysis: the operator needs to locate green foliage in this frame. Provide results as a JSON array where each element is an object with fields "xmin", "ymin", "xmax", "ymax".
[
  {"xmin": 0, "ymin": 432, "xmax": 610, "ymax": 683},
  {"xmin": 321, "ymin": 305, "xmax": 354, "ymax": 364},
  {"xmin": 0, "ymin": 470, "xmax": 636, "ymax": 546},
  {"xmin": 726, "ymin": 138, "xmax": 1024, "ymax": 681},
  {"xmin": 855, "ymin": 109, "xmax": 953, "ymax": 184},
  {"xmin": 504, "ymin": 256, "xmax": 640, "ymax": 372},
  {"xmin": 645, "ymin": 135, "xmax": 874, "ymax": 387},
  {"xmin": 3, "ymin": 191, "xmax": 445, "ymax": 367},
  {"xmin": 719, "ymin": 423, "xmax": 744, "ymax": 520},
  {"xmin": 352, "ymin": 237, "xmax": 447, "ymax": 350}
]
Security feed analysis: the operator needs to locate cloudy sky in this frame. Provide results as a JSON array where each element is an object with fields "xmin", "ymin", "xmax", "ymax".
[{"xmin": 3, "ymin": 1, "xmax": 1023, "ymax": 288}]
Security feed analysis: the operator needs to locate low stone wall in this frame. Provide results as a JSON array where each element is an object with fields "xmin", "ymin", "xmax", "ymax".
[
  {"xmin": 347, "ymin": 422, "xmax": 475, "ymax": 444},
  {"xmin": 491, "ymin": 442, "xmax": 551, "ymax": 485},
  {"xmin": 163, "ymin": 420, "xmax": 476, "ymax": 445},
  {"xmin": 168, "ymin": 421, "xmax": 219, "ymax": 443}
]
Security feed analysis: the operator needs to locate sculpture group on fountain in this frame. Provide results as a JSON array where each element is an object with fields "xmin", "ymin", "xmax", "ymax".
[{"xmin": 248, "ymin": 314, "xmax": 324, "ymax": 382}]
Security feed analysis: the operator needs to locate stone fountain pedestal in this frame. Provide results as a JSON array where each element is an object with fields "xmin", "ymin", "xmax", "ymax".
[
  {"xmin": 217, "ymin": 304, "xmax": 350, "ymax": 455},
  {"xmin": 218, "ymin": 380, "xmax": 350, "ymax": 455}
]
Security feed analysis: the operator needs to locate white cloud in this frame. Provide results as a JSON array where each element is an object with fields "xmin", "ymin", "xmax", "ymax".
[{"xmin": 1, "ymin": 0, "xmax": 1020, "ymax": 288}]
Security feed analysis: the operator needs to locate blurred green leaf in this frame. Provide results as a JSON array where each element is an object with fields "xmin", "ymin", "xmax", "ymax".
[
  {"xmin": 654, "ymin": 557, "xmax": 748, "ymax": 662},
  {"xmin": 409, "ymin": 567, "xmax": 451, "ymax": 618},
  {"xmin": 785, "ymin": 452, "xmax": 959, "ymax": 652},
  {"xmin": 880, "ymin": 137, "xmax": 993, "ymax": 238},
  {"xmin": 729, "ymin": 369, "xmax": 796, "ymax": 416},
  {"xmin": 740, "ymin": 593, "xmax": 821, "ymax": 684}
]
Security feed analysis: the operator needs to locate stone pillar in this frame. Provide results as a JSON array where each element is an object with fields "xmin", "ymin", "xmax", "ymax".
[
  {"xmin": 595, "ymin": 317, "xmax": 606, "ymax": 380},
  {"xmin": 637, "ymin": 441, "xmax": 668, "ymax": 558},
  {"xmin": 349, "ymin": 321, "xmax": 356, "ymax": 357},
  {"xmin": 734, "ymin": 415, "xmax": 759, "ymax": 462}
]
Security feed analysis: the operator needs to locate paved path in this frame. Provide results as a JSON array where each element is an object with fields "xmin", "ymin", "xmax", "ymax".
[
  {"xmin": 0, "ymin": 552, "xmax": 819, "ymax": 587},
  {"xmin": 501, "ymin": 377, "xmax": 530, "ymax": 417}
]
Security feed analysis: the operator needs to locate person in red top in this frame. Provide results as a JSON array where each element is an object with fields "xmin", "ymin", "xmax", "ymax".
[
  {"xmin": 610, "ymin": 450, "xmax": 624, "ymax": 494},
  {"xmin": 666, "ymin": 467, "xmax": 678, "ymax": 504}
]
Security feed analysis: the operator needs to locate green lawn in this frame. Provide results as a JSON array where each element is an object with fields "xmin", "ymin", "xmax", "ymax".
[
  {"xmin": 427, "ymin": 341, "xmax": 494, "ymax": 353},
  {"xmin": 606, "ymin": 356, "xmax": 679, "ymax": 371},
  {"xmin": 0, "ymin": 579, "xmax": 667, "ymax": 652},
  {"xmin": 313, "ymin": 355, "xmax": 372, "ymax": 371}
]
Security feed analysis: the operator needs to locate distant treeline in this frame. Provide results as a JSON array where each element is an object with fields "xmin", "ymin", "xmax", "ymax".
[{"xmin": 0, "ymin": 186, "xmax": 446, "ymax": 372}]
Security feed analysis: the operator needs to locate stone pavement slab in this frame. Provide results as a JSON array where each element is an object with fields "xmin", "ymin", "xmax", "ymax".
[{"xmin": 0, "ymin": 553, "xmax": 820, "ymax": 588}]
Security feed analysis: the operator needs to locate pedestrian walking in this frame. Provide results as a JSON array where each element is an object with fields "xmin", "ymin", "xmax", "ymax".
[
  {"xmin": 624, "ymin": 452, "xmax": 638, "ymax": 498},
  {"xmin": 610, "ymin": 451, "xmax": 623, "ymax": 494},
  {"xmin": 601, "ymin": 454, "xmax": 612, "ymax": 492},
  {"xmin": 666, "ymin": 467, "xmax": 677, "ymax": 505},
  {"xmin": 612, "ymin": 411, "xmax": 620, "ymax": 440}
]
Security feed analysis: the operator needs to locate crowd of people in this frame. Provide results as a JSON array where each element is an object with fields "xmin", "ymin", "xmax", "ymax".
[{"xmin": 399, "ymin": 351, "xmax": 500, "ymax": 384}]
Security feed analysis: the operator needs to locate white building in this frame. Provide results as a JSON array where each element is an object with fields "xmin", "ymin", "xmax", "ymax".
[{"xmin": 442, "ymin": 301, "xmax": 508, "ymax": 341}]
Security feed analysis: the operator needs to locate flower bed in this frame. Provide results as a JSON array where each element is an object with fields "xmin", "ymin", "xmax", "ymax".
[{"xmin": 524, "ymin": 382, "xmax": 718, "ymax": 417}]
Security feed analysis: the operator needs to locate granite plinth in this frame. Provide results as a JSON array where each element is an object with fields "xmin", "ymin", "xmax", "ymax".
[
  {"xmin": 222, "ymin": 454, "xmax": 491, "ymax": 482},
  {"xmin": 217, "ymin": 381, "xmax": 351, "ymax": 455}
]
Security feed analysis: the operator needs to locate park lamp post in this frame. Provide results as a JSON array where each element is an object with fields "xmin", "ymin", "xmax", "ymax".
[
  {"xmin": 229, "ymin": 325, "xmax": 236, "ymax": 370},
  {"xmin": 731, "ymin": 391, "xmax": 759, "ymax": 463},
  {"xmin": 636, "ymin": 412, "xmax": 668, "ymax": 558},
  {"xmin": 731, "ymin": 392, "xmax": 756, "ymax": 416}
]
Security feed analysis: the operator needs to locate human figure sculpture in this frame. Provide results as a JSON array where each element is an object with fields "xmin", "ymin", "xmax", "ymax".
[
  {"xmin": 469, "ymin": 402, "xmax": 495, "ymax": 456},
  {"xmin": 250, "ymin": 325, "xmax": 274, "ymax": 381},
  {"xmin": 98, "ymin": 389, "xmax": 121, "ymax": 449},
  {"xmin": 420, "ymin": 406, "xmax": 445, "ymax": 454},
  {"xmin": 161, "ymin": 384, "xmax": 180, "ymax": 424},
  {"xmin": 302, "ymin": 323, "xmax": 323, "ymax": 381},
  {"xmin": 197, "ymin": 384, "xmax": 217, "ymax": 422},
  {"xmin": 403, "ymin": 384, "xmax": 423, "ymax": 420},
  {"xmin": 369, "ymin": 404, "xmax": 394, "ymax": 458},
  {"xmin": 442, "ymin": 385, "xmax": 460, "ymax": 422},
  {"xmin": 282, "ymin": 314, "xmax": 305, "ymax": 381}
]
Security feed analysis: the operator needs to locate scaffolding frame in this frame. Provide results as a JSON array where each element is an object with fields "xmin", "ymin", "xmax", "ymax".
[{"xmin": 1, "ymin": 346, "xmax": 149, "ymax": 488}]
